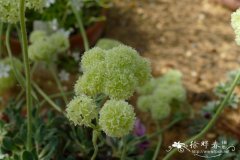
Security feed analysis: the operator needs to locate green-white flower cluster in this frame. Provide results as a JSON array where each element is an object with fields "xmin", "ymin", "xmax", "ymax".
[
  {"xmin": 75, "ymin": 45, "xmax": 151, "ymax": 99},
  {"xmin": 137, "ymin": 70, "xmax": 186, "ymax": 120},
  {"xmin": 99, "ymin": 100, "xmax": 136, "ymax": 137},
  {"xmin": 67, "ymin": 43, "xmax": 150, "ymax": 137},
  {"xmin": 0, "ymin": 57, "xmax": 22, "ymax": 94},
  {"xmin": 28, "ymin": 30, "xmax": 70, "ymax": 62},
  {"xmin": 66, "ymin": 95, "xmax": 98, "ymax": 127},
  {"xmin": 0, "ymin": 0, "xmax": 44, "ymax": 23},
  {"xmin": 231, "ymin": 9, "xmax": 240, "ymax": 45},
  {"xmin": 96, "ymin": 38, "xmax": 122, "ymax": 50}
]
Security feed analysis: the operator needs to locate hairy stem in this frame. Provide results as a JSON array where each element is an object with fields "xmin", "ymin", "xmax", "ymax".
[
  {"xmin": 19, "ymin": 0, "xmax": 32, "ymax": 151},
  {"xmin": 70, "ymin": 0, "xmax": 89, "ymax": 51},
  {"xmin": 91, "ymin": 130, "xmax": 99, "ymax": 160},
  {"xmin": 163, "ymin": 73, "xmax": 240, "ymax": 160}
]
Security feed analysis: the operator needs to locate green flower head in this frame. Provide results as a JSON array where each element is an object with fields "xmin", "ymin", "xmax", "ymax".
[
  {"xmin": 231, "ymin": 9, "xmax": 240, "ymax": 45},
  {"xmin": 77, "ymin": 45, "xmax": 151, "ymax": 99},
  {"xmin": 96, "ymin": 38, "xmax": 122, "ymax": 50},
  {"xmin": 81, "ymin": 47, "xmax": 106, "ymax": 71},
  {"xmin": 66, "ymin": 95, "xmax": 98, "ymax": 127},
  {"xmin": 30, "ymin": 30, "xmax": 47, "ymax": 43},
  {"xmin": 0, "ymin": 0, "xmax": 43, "ymax": 23},
  {"xmin": 0, "ymin": 0, "xmax": 19, "ymax": 23},
  {"xmin": 75, "ymin": 63, "xmax": 105, "ymax": 96},
  {"xmin": 99, "ymin": 100, "xmax": 136, "ymax": 137},
  {"xmin": 49, "ymin": 32, "xmax": 70, "ymax": 53},
  {"xmin": 28, "ymin": 38, "xmax": 56, "ymax": 61},
  {"xmin": 137, "ymin": 70, "xmax": 186, "ymax": 120}
]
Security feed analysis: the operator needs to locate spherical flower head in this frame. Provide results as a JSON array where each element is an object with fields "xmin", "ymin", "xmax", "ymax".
[
  {"xmin": 150, "ymin": 100, "xmax": 171, "ymax": 120},
  {"xmin": 104, "ymin": 45, "xmax": 151, "ymax": 99},
  {"xmin": 0, "ymin": 0, "xmax": 19, "ymax": 23},
  {"xmin": 159, "ymin": 70, "xmax": 182, "ymax": 85},
  {"xmin": 104, "ymin": 70, "xmax": 138, "ymax": 99},
  {"xmin": 99, "ymin": 100, "xmax": 136, "ymax": 137},
  {"xmin": 96, "ymin": 38, "xmax": 122, "ymax": 50},
  {"xmin": 66, "ymin": 95, "xmax": 98, "ymax": 127},
  {"xmin": 28, "ymin": 38, "xmax": 56, "ymax": 61},
  {"xmin": 26, "ymin": 0, "xmax": 44, "ymax": 11},
  {"xmin": 49, "ymin": 32, "xmax": 70, "ymax": 53},
  {"xmin": 137, "ymin": 78, "xmax": 157, "ymax": 95},
  {"xmin": 231, "ymin": 9, "xmax": 240, "ymax": 45},
  {"xmin": 75, "ymin": 63, "xmax": 105, "ymax": 96},
  {"xmin": 134, "ymin": 58, "xmax": 152, "ymax": 86},
  {"xmin": 137, "ymin": 95, "xmax": 152, "ymax": 112},
  {"xmin": 81, "ymin": 47, "xmax": 105, "ymax": 71},
  {"xmin": 30, "ymin": 30, "xmax": 47, "ymax": 43}
]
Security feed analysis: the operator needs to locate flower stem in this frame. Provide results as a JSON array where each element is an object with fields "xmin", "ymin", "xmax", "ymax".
[
  {"xmin": 120, "ymin": 137, "xmax": 127, "ymax": 160},
  {"xmin": 33, "ymin": 82, "xmax": 63, "ymax": 114},
  {"xmin": 162, "ymin": 72, "xmax": 240, "ymax": 160},
  {"xmin": 50, "ymin": 66, "xmax": 68, "ymax": 104},
  {"xmin": 152, "ymin": 123, "xmax": 162, "ymax": 160},
  {"xmin": 70, "ymin": 0, "xmax": 89, "ymax": 51},
  {"xmin": 91, "ymin": 130, "xmax": 99, "ymax": 160},
  {"xmin": 5, "ymin": 25, "xmax": 25, "ymax": 87},
  {"xmin": 0, "ymin": 22, "xmax": 3, "ymax": 58},
  {"xmin": 19, "ymin": 0, "xmax": 32, "ymax": 151}
]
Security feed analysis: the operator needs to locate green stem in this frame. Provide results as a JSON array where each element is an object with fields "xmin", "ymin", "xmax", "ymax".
[
  {"xmin": 70, "ymin": 1, "xmax": 89, "ymax": 51},
  {"xmin": 0, "ymin": 22, "xmax": 3, "ymax": 58},
  {"xmin": 5, "ymin": 25, "xmax": 25, "ymax": 87},
  {"xmin": 120, "ymin": 137, "xmax": 127, "ymax": 160},
  {"xmin": 33, "ymin": 83, "xmax": 63, "ymax": 114},
  {"xmin": 152, "ymin": 124, "xmax": 162, "ymax": 160},
  {"xmin": 39, "ymin": 91, "xmax": 73, "ymax": 107},
  {"xmin": 19, "ymin": 0, "xmax": 32, "ymax": 151},
  {"xmin": 163, "ymin": 73, "xmax": 240, "ymax": 160},
  {"xmin": 91, "ymin": 130, "xmax": 99, "ymax": 160},
  {"xmin": 49, "ymin": 66, "xmax": 68, "ymax": 104}
]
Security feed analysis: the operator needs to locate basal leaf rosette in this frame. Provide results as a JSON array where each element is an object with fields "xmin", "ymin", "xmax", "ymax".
[
  {"xmin": 99, "ymin": 100, "xmax": 136, "ymax": 137},
  {"xmin": 66, "ymin": 95, "xmax": 98, "ymax": 127}
]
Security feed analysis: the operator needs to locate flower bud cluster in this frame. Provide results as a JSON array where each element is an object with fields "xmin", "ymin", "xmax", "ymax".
[
  {"xmin": 28, "ymin": 31, "xmax": 69, "ymax": 62},
  {"xmin": 137, "ymin": 70, "xmax": 186, "ymax": 120}
]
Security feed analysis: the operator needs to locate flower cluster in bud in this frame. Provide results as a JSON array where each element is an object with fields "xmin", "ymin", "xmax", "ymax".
[
  {"xmin": 96, "ymin": 38, "xmax": 122, "ymax": 50},
  {"xmin": 28, "ymin": 31, "xmax": 69, "ymax": 62},
  {"xmin": 0, "ymin": 57, "xmax": 22, "ymax": 94},
  {"xmin": 66, "ymin": 95, "xmax": 98, "ymax": 127},
  {"xmin": 231, "ymin": 9, "xmax": 240, "ymax": 45},
  {"xmin": 137, "ymin": 70, "xmax": 186, "ymax": 120},
  {"xmin": 99, "ymin": 100, "xmax": 136, "ymax": 137},
  {"xmin": 0, "ymin": 0, "xmax": 43, "ymax": 23},
  {"xmin": 75, "ymin": 45, "xmax": 151, "ymax": 99}
]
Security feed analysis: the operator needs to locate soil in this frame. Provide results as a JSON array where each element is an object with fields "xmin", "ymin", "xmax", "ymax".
[{"xmin": 104, "ymin": 0, "xmax": 240, "ymax": 159}]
